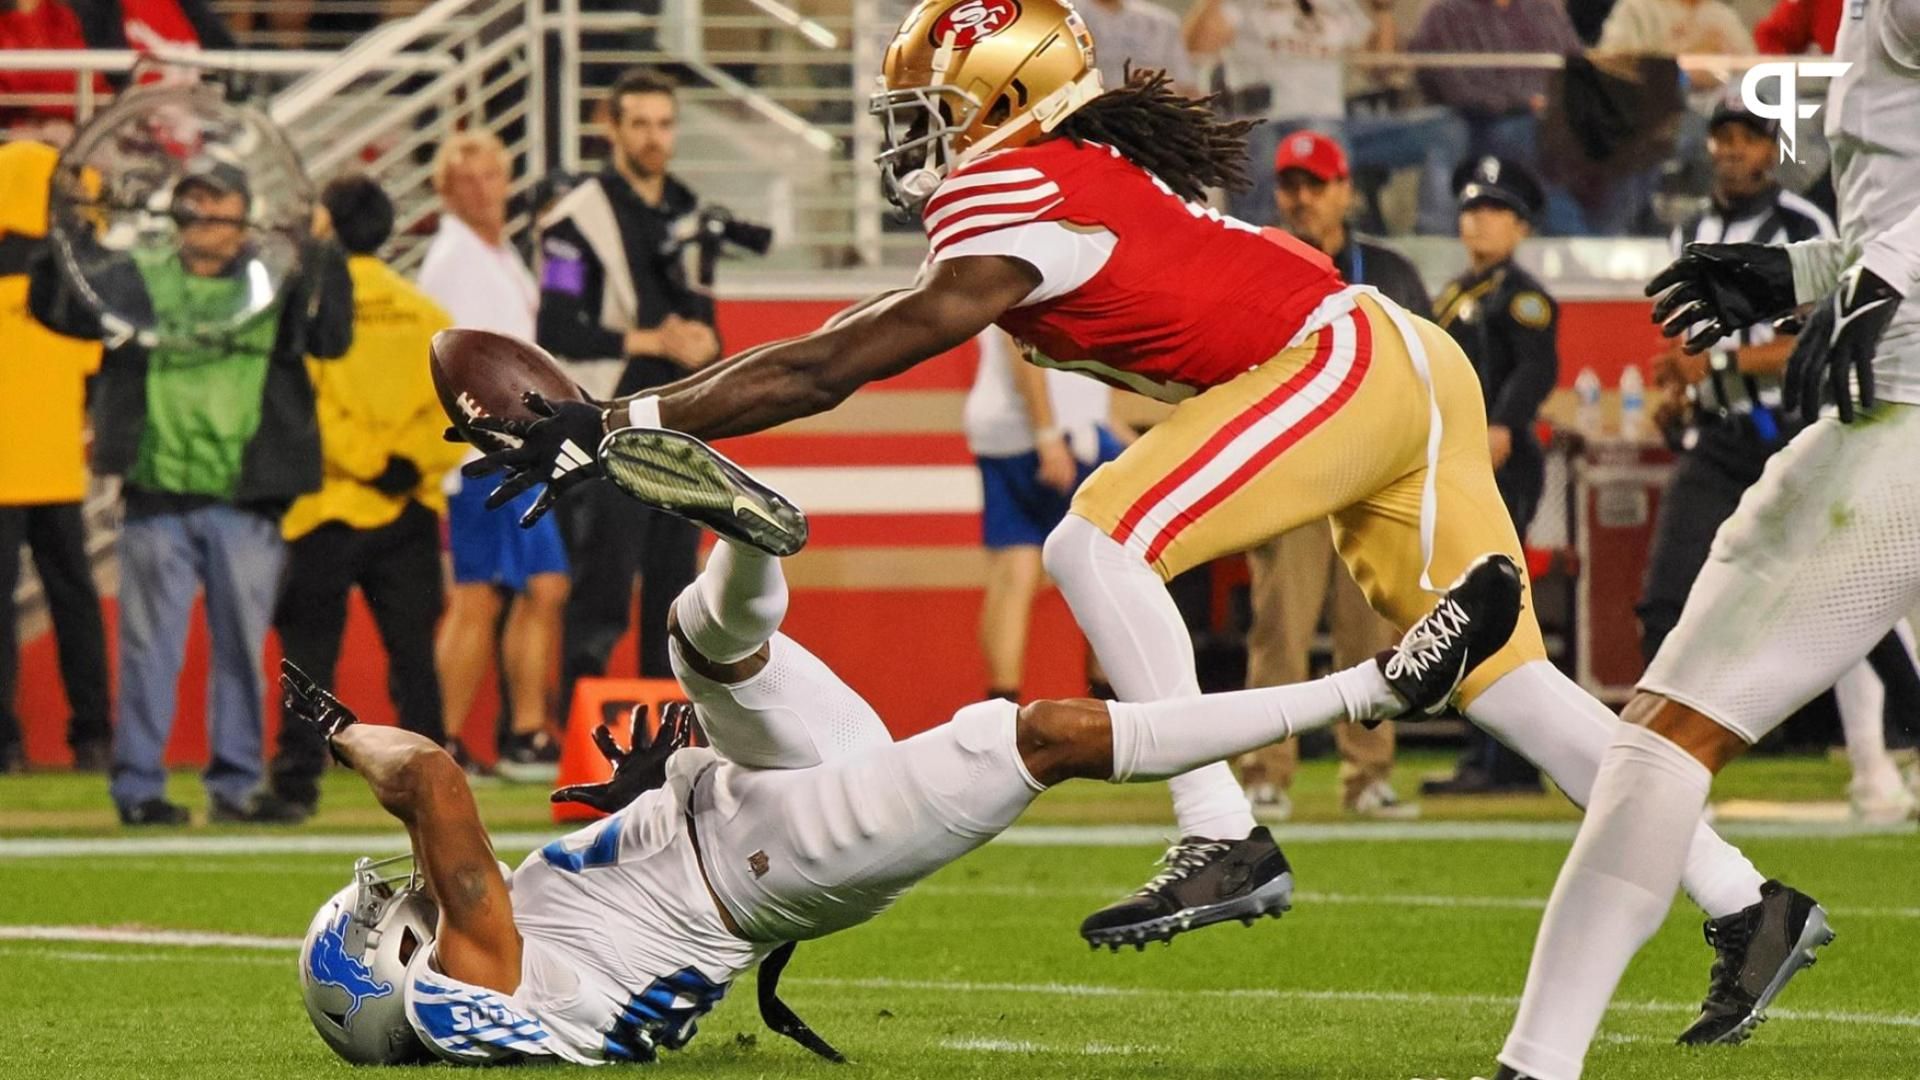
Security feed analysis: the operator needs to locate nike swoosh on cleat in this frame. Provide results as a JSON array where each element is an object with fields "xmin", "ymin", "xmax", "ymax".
[{"xmin": 732, "ymin": 495, "xmax": 785, "ymax": 530}]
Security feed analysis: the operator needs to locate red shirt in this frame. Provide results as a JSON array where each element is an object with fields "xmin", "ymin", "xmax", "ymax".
[
  {"xmin": 1752, "ymin": 0, "xmax": 1842, "ymax": 55},
  {"xmin": 118, "ymin": 0, "xmax": 203, "ymax": 50},
  {"xmin": 0, "ymin": 0, "xmax": 108, "ymax": 119},
  {"xmin": 924, "ymin": 138, "xmax": 1343, "ymax": 403}
]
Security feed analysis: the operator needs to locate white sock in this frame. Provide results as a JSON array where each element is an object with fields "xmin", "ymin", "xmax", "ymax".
[
  {"xmin": 1499, "ymin": 724, "xmax": 1711, "ymax": 1080},
  {"xmin": 1836, "ymin": 660, "xmax": 1904, "ymax": 796},
  {"xmin": 1107, "ymin": 665, "xmax": 1391, "ymax": 782},
  {"xmin": 1467, "ymin": 661, "xmax": 1765, "ymax": 918},
  {"xmin": 672, "ymin": 540, "xmax": 788, "ymax": 664},
  {"xmin": 1043, "ymin": 514, "xmax": 1254, "ymax": 839}
]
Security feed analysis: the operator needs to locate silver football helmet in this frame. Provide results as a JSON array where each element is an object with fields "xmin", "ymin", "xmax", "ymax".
[{"xmin": 298, "ymin": 855, "xmax": 438, "ymax": 1065}]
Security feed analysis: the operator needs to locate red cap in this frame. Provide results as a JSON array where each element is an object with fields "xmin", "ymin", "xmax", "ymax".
[{"xmin": 1272, "ymin": 130, "xmax": 1348, "ymax": 182}]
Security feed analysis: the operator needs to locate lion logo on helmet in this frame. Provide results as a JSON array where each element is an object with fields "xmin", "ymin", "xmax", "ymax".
[
  {"xmin": 310, "ymin": 911, "xmax": 396, "ymax": 1020},
  {"xmin": 929, "ymin": 0, "xmax": 1021, "ymax": 48}
]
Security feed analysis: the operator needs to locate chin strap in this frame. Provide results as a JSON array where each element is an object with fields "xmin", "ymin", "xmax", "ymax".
[{"xmin": 757, "ymin": 942, "xmax": 847, "ymax": 1064}]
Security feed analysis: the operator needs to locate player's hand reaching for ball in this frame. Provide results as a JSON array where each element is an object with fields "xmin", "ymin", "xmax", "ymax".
[
  {"xmin": 1648, "ymin": 242, "xmax": 1798, "ymax": 353},
  {"xmin": 462, "ymin": 391, "xmax": 611, "ymax": 527},
  {"xmin": 550, "ymin": 702, "xmax": 697, "ymax": 814}
]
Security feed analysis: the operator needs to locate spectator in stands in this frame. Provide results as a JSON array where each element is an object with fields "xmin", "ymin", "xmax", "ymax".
[
  {"xmin": 1408, "ymin": 0, "xmax": 1585, "ymax": 234},
  {"xmin": 0, "ymin": 138, "xmax": 110, "ymax": 776},
  {"xmin": 1424, "ymin": 156, "xmax": 1558, "ymax": 796},
  {"xmin": 1188, "ymin": 0, "xmax": 1464, "ymax": 232},
  {"xmin": 0, "ymin": 0, "xmax": 107, "ymax": 127},
  {"xmin": 965, "ymin": 328, "xmax": 1126, "ymax": 707},
  {"xmin": 1074, "ymin": 0, "xmax": 1194, "ymax": 93},
  {"xmin": 1236, "ymin": 132, "xmax": 1423, "ymax": 820},
  {"xmin": 537, "ymin": 68, "xmax": 718, "ymax": 715},
  {"xmin": 265, "ymin": 175, "xmax": 466, "ymax": 818},
  {"xmin": 72, "ymin": 0, "xmax": 234, "ymax": 53},
  {"xmin": 417, "ymin": 130, "xmax": 570, "ymax": 782},
  {"xmin": 1753, "ymin": 0, "xmax": 1841, "ymax": 54},
  {"xmin": 1598, "ymin": 0, "xmax": 1747, "ymax": 56},
  {"xmin": 28, "ymin": 157, "xmax": 352, "ymax": 824}
]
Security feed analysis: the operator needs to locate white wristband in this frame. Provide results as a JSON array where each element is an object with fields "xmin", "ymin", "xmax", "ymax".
[{"xmin": 627, "ymin": 395, "xmax": 663, "ymax": 430}]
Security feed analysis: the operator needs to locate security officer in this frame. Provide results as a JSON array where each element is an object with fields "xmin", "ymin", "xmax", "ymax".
[
  {"xmin": 1425, "ymin": 155, "xmax": 1559, "ymax": 796},
  {"xmin": 1238, "ymin": 130, "xmax": 1430, "ymax": 820},
  {"xmin": 535, "ymin": 67, "xmax": 720, "ymax": 714}
]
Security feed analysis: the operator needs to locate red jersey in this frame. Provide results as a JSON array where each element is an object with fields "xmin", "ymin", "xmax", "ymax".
[{"xmin": 923, "ymin": 138, "xmax": 1344, "ymax": 402}]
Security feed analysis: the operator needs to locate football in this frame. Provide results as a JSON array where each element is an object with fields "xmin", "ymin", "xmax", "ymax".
[{"xmin": 430, "ymin": 328, "xmax": 589, "ymax": 452}]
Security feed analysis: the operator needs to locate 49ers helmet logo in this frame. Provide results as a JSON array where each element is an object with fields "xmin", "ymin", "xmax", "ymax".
[{"xmin": 929, "ymin": 0, "xmax": 1021, "ymax": 48}]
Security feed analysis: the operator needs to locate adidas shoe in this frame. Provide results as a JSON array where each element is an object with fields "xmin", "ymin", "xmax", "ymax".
[
  {"xmin": 1079, "ymin": 827, "xmax": 1293, "ymax": 949},
  {"xmin": 1377, "ymin": 554, "xmax": 1524, "ymax": 718},
  {"xmin": 1677, "ymin": 879, "xmax": 1835, "ymax": 1045},
  {"xmin": 599, "ymin": 427, "xmax": 808, "ymax": 556}
]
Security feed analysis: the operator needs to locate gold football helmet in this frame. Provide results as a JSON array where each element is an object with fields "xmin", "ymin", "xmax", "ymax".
[{"xmin": 871, "ymin": 0, "xmax": 1103, "ymax": 211}]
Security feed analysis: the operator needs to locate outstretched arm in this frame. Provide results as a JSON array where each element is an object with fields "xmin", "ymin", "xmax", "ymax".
[
  {"xmin": 636, "ymin": 255, "xmax": 1036, "ymax": 440},
  {"xmin": 283, "ymin": 665, "xmax": 522, "ymax": 992}
]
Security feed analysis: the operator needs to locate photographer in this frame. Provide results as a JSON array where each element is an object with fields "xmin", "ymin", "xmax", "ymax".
[{"xmin": 535, "ymin": 67, "xmax": 720, "ymax": 714}]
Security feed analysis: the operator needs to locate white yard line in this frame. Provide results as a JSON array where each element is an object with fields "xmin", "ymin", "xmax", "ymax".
[
  {"xmin": 1, "ymin": 818, "xmax": 1911, "ymax": 860},
  {"xmin": 4, "ymin": 926, "xmax": 1916, "ymax": 1031},
  {"xmin": 937, "ymin": 1037, "xmax": 1158, "ymax": 1055}
]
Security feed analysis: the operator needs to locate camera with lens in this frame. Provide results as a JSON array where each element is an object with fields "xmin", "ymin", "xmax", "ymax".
[{"xmin": 664, "ymin": 205, "xmax": 773, "ymax": 287}]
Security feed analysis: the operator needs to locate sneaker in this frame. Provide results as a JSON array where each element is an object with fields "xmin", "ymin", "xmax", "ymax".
[
  {"xmin": 1248, "ymin": 783, "xmax": 1293, "ymax": 823},
  {"xmin": 446, "ymin": 739, "xmax": 498, "ymax": 783},
  {"xmin": 0, "ymin": 742, "xmax": 23, "ymax": 775},
  {"xmin": 70, "ymin": 739, "xmax": 111, "ymax": 774},
  {"xmin": 1348, "ymin": 779, "xmax": 1420, "ymax": 820},
  {"xmin": 1677, "ymin": 879, "xmax": 1835, "ymax": 1046},
  {"xmin": 496, "ymin": 730, "xmax": 560, "ymax": 784},
  {"xmin": 1376, "ymin": 554, "xmax": 1524, "ymax": 719},
  {"xmin": 599, "ymin": 426, "xmax": 808, "ymax": 556},
  {"xmin": 1079, "ymin": 826, "xmax": 1294, "ymax": 949},
  {"xmin": 210, "ymin": 790, "xmax": 312, "ymax": 825},
  {"xmin": 117, "ymin": 797, "xmax": 190, "ymax": 826},
  {"xmin": 1849, "ymin": 777, "xmax": 1918, "ymax": 825}
]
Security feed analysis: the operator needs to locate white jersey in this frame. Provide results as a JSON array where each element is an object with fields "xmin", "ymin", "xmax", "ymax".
[
  {"xmin": 962, "ymin": 328, "xmax": 1113, "ymax": 461},
  {"xmin": 1789, "ymin": 0, "xmax": 1920, "ymax": 403},
  {"xmin": 404, "ymin": 749, "xmax": 772, "ymax": 1066}
]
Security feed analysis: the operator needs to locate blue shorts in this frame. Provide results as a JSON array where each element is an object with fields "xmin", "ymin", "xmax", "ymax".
[
  {"xmin": 447, "ymin": 478, "xmax": 569, "ymax": 589},
  {"xmin": 978, "ymin": 426, "xmax": 1123, "ymax": 549}
]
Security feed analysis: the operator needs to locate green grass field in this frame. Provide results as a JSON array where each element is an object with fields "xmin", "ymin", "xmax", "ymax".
[{"xmin": 2, "ymin": 752, "xmax": 1914, "ymax": 1079}]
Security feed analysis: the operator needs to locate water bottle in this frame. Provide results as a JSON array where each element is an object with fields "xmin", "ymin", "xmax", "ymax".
[
  {"xmin": 1574, "ymin": 367, "xmax": 1603, "ymax": 437},
  {"xmin": 1619, "ymin": 364, "xmax": 1646, "ymax": 440}
]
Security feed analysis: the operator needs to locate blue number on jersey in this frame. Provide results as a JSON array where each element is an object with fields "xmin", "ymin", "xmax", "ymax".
[
  {"xmin": 539, "ymin": 813, "xmax": 623, "ymax": 873},
  {"xmin": 600, "ymin": 966, "xmax": 731, "ymax": 1062}
]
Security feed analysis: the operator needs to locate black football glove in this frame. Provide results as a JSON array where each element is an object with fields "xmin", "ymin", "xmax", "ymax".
[
  {"xmin": 1784, "ymin": 264, "xmax": 1903, "ymax": 424},
  {"xmin": 461, "ymin": 391, "xmax": 609, "ymax": 527},
  {"xmin": 1647, "ymin": 242, "xmax": 1799, "ymax": 353},
  {"xmin": 281, "ymin": 660, "xmax": 359, "ymax": 763},
  {"xmin": 549, "ymin": 702, "xmax": 695, "ymax": 815},
  {"xmin": 370, "ymin": 455, "xmax": 422, "ymax": 497}
]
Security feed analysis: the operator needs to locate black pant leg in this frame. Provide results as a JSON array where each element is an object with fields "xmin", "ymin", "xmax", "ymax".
[
  {"xmin": 634, "ymin": 507, "xmax": 700, "ymax": 680},
  {"xmin": 558, "ymin": 479, "xmax": 644, "ymax": 715},
  {"xmin": 270, "ymin": 524, "xmax": 362, "ymax": 804},
  {"xmin": 1635, "ymin": 449, "xmax": 1749, "ymax": 664},
  {"xmin": 357, "ymin": 504, "xmax": 449, "ymax": 744},
  {"xmin": 0, "ymin": 507, "xmax": 27, "ymax": 752},
  {"xmin": 25, "ymin": 503, "xmax": 111, "ymax": 748}
]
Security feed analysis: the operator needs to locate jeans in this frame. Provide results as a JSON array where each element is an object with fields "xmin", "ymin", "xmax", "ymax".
[
  {"xmin": 270, "ymin": 502, "xmax": 446, "ymax": 806},
  {"xmin": 1232, "ymin": 110, "xmax": 1467, "ymax": 235},
  {"xmin": 110, "ymin": 503, "xmax": 286, "ymax": 809},
  {"xmin": 0, "ymin": 502, "xmax": 111, "ymax": 753}
]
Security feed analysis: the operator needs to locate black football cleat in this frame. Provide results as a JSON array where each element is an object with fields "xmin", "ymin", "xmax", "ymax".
[
  {"xmin": 1677, "ymin": 879, "xmax": 1835, "ymax": 1046},
  {"xmin": 1377, "ymin": 553, "xmax": 1524, "ymax": 719},
  {"xmin": 599, "ymin": 427, "xmax": 809, "ymax": 557},
  {"xmin": 1492, "ymin": 1067, "xmax": 1535, "ymax": 1080},
  {"xmin": 1079, "ymin": 826, "xmax": 1293, "ymax": 949}
]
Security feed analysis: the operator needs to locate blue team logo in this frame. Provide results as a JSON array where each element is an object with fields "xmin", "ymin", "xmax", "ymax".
[{"xmin": 309, "ymin": 911, "xmax": 395, "ymax": 1020}]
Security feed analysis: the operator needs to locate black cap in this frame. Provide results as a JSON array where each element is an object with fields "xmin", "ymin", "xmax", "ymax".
[
  {"xmin": 1452, "ymin": 156, "xmax": 1544, "ymax": 221},
  {"xmin": 1709, "ymin": 87, "xmax": 1779, "ymax": 139},
  {"xmin": 175, "ymin": 156, "xmax": 252, "ymax": 205}
]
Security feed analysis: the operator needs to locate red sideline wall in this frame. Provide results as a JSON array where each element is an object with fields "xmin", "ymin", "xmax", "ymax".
[{"xmin": 12, "ymin": 298, "xmax": 1663, "ymax": 767}]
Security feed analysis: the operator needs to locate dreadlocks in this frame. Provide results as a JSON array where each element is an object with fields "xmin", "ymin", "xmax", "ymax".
[{"xmin": 1054, "ymin": 67, "xmax": 1256, "ymax": 204}]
